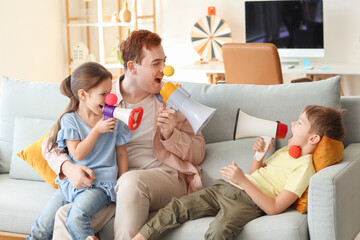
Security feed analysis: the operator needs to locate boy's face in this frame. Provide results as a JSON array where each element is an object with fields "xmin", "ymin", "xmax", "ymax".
[
  {"xmin": 133, "ymin": 44, "xmax": 166, "ymax": 94},
  {"xmin": 288, "ymin": 111, "xmax": 315, "ymax": 147}
]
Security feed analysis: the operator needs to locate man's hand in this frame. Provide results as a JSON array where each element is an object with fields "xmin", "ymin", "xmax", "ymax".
[
  {"xmin": 61, "ymin": 161, "xmax": 95, "ymax": 189},
  {"xmin": 157, "ymin": 107, "xmax": 178, "ymax": 140},
  {"xmin": 220, "ymin": 161, "xmax": 246, "ymax": 186}
]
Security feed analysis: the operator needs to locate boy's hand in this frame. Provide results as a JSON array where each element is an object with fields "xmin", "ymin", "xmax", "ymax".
[
  {"xmin": 157, "ymin": 107, "xmax": 179, "ymax": 139},
  {"xmin": 94, "ymin": 118, "xmax": 117, "ymax": 133},
  {"xmin": 252, "ymin": 137, "xmax": 273, "ymax": 155},
  {"xmin": 220, "ymin": 161, "xmax": 246, "ymax": 185}
]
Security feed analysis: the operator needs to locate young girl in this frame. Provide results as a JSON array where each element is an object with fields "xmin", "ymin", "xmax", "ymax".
[{"xmin": 27, "ymin": 62, "xmax": 131, "ymax": 240}]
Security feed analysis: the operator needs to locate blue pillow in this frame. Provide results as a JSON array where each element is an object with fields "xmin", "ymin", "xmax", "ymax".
[
  {"xmin": 0, "ymin": 76, "xmax": 67, "ymax": 173},
  {"xmin": 10, "ymin": 117, "xmax": 55, "ymax": 181}
]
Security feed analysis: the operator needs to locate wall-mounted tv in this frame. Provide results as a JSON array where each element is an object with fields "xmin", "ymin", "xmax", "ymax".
[{"xmin": 245, "ymin": 0, "xmax": 324, "ymax": 61}]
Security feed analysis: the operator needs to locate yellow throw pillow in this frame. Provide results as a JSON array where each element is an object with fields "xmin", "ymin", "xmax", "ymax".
[
  {"xmin": 17, "ymin": 132, "xmax": 58, "ymax": 189},
  {"xmin": 293, "ymin": 135, "xmax": 344, "ymax": 213}
]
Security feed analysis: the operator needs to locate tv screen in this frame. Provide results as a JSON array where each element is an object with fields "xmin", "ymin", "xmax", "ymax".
[{"xmin": 245, "ymin": 0, "xmax": 324, "ymax": 59}]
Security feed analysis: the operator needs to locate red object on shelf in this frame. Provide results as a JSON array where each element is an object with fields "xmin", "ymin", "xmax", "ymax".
[{"xmin": 208, "ymin": 6, "xmax": 216, "ymax": 16}]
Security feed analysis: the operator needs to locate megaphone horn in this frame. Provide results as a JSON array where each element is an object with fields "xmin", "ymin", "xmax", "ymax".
[
  {"xmin": 233, "ymin": 109, "xmax": 288, "ymax": 161},
  {"xmin": 233, "ymin": 109, "xmax": 287, "ymax": 140},
  {"xmin": 156, "ymin": 81, "xmax": 216, "ymax": 135},
  {"xmin": 103, "ymin": 94, "xmax": 144, "ymax": 131}
]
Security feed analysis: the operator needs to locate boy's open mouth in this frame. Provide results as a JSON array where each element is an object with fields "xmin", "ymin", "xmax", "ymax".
[{"xmin": 155, "ymin": 77, "xmax": 162, "ymax": 83}]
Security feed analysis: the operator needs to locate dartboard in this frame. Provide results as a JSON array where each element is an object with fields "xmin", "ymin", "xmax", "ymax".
[{"xmin": 191, "ymin": 15, "xmax": 232, "ymax": 60}]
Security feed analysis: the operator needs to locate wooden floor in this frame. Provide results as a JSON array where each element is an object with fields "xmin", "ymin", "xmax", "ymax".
[{"xmin": 0, "ymin": 231, "xmax": 27, "ymax": 240}]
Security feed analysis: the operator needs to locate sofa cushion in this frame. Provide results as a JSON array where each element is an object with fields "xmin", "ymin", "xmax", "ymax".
[
  {"xmin": 162, "ymin": 208, "xmax": 308, "ymax": 240},
  {"xmin": 100, "ymin": 208, "xmax": 307, "ymax": 240},
  {"xmin": 181, "ymin": 76, "xmax": 341, "ymax": 147},
  {"xmin": 0, "ymin": 174, "xmax": 55, "ymax": 234},
  {"xmin": 341, "ymin": 96, "xmax": 360, "ymax": 147},
  {"xmin": 201, "ymin": 138, "xmax": 275, "ymax": 188},
  {"xmin": 10, "ymin": 117, "xmax": 56, "ymax": 187},
  {"xmin": 0, "ymin": 76, "xmax": 67, "ymax": 173}
]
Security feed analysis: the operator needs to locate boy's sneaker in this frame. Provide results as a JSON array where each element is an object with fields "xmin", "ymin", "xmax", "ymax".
[{"xmin": 86, "ymin": 236, "xmax": 99, "ymax": 240}]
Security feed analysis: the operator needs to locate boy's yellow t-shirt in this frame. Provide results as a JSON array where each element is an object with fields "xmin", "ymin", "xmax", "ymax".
[{"xmin": 232, "ymin": 146, "xmax": 315, "ymax": 198}]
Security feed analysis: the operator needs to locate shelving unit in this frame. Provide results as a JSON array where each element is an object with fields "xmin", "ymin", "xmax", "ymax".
[{"xmin": 65, "ymin": 0, "xmax": 156, "ymax": 74}]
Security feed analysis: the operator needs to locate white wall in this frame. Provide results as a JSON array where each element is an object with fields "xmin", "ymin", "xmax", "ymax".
[
  {"xmin": 0, "ymin": 0, "xmax": 67, "ymax": 83},
  {"xmin": 0, "ymin": 0, "xmax": 359, "ymax": 95},
  {"xmin": 156, "ymin": 0, "xmax": 360, "ymax": 95}
]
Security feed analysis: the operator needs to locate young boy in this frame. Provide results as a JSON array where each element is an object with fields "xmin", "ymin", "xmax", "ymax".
[{"xmin": 132, "ymin": 105, "xmax": 346, "ymax": 240}]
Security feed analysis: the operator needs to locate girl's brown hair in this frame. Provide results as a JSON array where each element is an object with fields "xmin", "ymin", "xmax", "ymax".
[
  {"xmin": 119, "ymin": 29, "xmax": 162, "ymax": 70},
  {"xmin": 48, "ymin": 62, "xmax": 112, "ymax": 151},
  {"xmin": 304, "ymin": 105, "xmax": 346, "ymax": 141}
]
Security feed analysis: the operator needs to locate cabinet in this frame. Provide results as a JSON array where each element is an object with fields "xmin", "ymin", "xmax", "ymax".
[{"xmin": 65, "ymin": 0, "xmax": 156, "ymax": 74}]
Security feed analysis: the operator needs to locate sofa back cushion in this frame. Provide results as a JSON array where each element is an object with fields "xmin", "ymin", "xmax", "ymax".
[
  {"xmin": 181, "ymin": 76, "xmax": 341, "ymax": 147},
  {"xmin": 0, "ymin": 76, "xmax": 67, "ymax": 173},
  {"xmin": 10, "ymin": 117, "xmax": 55, "ymax": 182},
  {"xmin": 340, "ymin": 96, "xmax": 360, "ymax": 147}
]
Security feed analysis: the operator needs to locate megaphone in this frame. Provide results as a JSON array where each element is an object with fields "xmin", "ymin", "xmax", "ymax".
[
  {"xmin": 156, "ymin": 81, "xmax": 216, "ymax": 135},
  {"xmin": 102, "ymin": 93, "xmax": 144, "ymax": 131},
  {"xmin": 233, "ymin": 109, "xmax": 288, "ymax": 160}
]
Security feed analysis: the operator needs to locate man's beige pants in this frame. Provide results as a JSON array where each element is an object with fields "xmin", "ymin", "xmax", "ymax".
[{"xmin": 52, "ymin": 168, "xmax": 187, "ymax": 240}]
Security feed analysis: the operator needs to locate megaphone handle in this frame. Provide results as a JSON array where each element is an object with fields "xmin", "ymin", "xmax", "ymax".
[{"xmin": 254, "ymin": 136, "xmax": 272, "ymax": 161}]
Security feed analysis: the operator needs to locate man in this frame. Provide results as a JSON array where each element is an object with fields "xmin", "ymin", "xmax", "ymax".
[{"xmin": 43, "ymin": 30, "xmax": 206, "ymax": 240}]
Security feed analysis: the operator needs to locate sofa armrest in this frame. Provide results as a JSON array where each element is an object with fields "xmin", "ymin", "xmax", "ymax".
[{"xmin": 307, "ymin": 143, "xmax": 360, "ymax": 240}]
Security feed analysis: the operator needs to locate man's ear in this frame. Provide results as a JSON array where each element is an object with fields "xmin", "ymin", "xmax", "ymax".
[
  {"xmin": 309, "ymin": 134, "xmax": 321, "ymax": 145},
  {"xmin": 127, "ymin": 61, "xmax": 137, "ymax": 74}
]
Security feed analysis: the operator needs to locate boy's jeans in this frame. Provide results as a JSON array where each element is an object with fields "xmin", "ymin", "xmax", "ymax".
[{"xmin": 27, "ymin": 188, "xmax": 110, "ymax": 240}]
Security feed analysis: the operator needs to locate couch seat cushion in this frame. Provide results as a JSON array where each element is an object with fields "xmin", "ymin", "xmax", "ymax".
[
  {"xmin": 99, "ymin": 208, "xmax": 307, "ymax": 240},
  {"xmin": 162, "ymin": 208, "xmax": 308, "ymax": 240},
  {"xmin": 0, "ymin": 174, "xmax": 55, "ymax": 234}
]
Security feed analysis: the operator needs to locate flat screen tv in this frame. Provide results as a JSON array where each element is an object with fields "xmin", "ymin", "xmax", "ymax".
[{"xmin": 245, "ymin": 0, "xmax": 324, "ymax": 61}]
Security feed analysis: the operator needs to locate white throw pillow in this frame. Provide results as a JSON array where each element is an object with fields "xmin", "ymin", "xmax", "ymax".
[{"xmin": 10, "ymin": 117, "xmax": 55, "ymax": 181}]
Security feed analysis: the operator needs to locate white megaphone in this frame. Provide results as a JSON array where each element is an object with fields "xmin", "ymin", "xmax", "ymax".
[
  {"xmin": 156, "ymin": 81, "xmax": 216, "ymax": 135},
  {"xmin": 102, "ymin": 93, "xmax": 144, "ymax": 131},
  {"xmin": 233, "ymin": 109, "xmax": 288, "ymax": 161}
]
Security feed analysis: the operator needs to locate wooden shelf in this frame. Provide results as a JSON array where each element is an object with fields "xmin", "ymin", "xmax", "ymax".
[
  {"xmin": 65, "ymin": 0, "xmax": 156, "ymax": 73},
  {"xmin": 68, "ymin": 22, "xmax": 134, "ymax": 27}
]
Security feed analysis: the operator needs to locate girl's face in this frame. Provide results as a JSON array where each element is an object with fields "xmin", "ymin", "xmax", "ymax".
[
  {"xmin": 133, "ymin": 44, "xmax": 166, "ymax": 94},
  {"xmin": 288, "ymin": 111, "xmax": 314, "ymax": 147},
  {"xmin": 84, "ymin": 77, "xmax": 113, "ymax": 116}
]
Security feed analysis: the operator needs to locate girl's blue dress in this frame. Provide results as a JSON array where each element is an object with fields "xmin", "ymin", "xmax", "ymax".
[{"xmin": 56, "ymin": 111, "xmax": 131, "ymax": 202}]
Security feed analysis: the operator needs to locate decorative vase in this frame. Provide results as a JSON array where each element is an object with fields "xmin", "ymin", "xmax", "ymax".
[
  {"xmin": 119, "ymin": 2, "xmax": 131, "ymax": 22},
  {"xmin": 111, "ymin": 11, "xmax": 118, "ymax": 23}
]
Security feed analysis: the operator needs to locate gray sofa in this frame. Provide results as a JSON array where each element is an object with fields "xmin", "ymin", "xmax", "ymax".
[{"xmin": 1, "ymin": 76, "xmax": 360, "ymax": 240}]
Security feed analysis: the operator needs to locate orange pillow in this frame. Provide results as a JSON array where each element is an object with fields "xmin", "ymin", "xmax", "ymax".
[
  {"xmin": 17, "ymin": 132, "xmax": 58, "ymax": 189},
  {"xmin": 293, "ymin": 135, "xmax": 344, "ymax": 213}
]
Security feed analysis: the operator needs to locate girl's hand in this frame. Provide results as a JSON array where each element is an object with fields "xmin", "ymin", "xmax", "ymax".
[
  {"xmin": 220, "ymin": 161, "xmax": 246, "ymax": 185},
  {"xmin": 157, "ymin": 107, "xmax": 178, "ymax": 139},
  {"xmin": 94, "ymin": 118, "xmax": 117, "ymax": 134}
]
